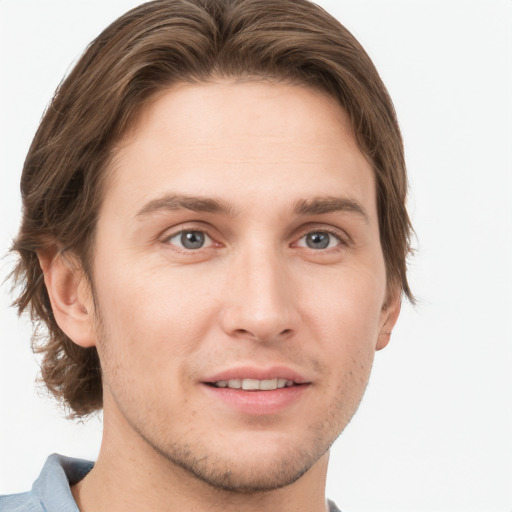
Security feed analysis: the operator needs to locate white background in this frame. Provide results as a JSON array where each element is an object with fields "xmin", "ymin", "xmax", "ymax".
[{"xmin": 1, "ymin": 1, "xmax": 511, "ymax": 511}]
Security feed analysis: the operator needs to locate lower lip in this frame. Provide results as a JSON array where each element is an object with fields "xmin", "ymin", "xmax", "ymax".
[{"xmin": 201, "ymin": 384, "xmax": 310, "ymax": 415}]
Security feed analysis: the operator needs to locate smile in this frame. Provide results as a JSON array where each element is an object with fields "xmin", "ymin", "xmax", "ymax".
[{"xmin": 211, "ymin": 378, "xmax": 296, "ymax": 390}]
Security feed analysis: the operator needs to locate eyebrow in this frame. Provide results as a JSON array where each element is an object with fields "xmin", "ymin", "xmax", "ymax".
[
  {"xmin": 136, "ymin": 194, "xmax": 234, "ymax": 218},
  {"xmin": 293, "ymin": 196, "xmax": 369, "ymax": 222},
  {"xmin": 135, "ymin": 193, "xmax": 368, "ymax": 222}
]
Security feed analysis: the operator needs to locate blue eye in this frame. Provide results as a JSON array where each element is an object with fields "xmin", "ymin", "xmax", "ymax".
[
  {"xmin": 298, "ymin": 231, "xmax": 341, "ymax": 250},
  {"xmin": 167, "ymin": 230, "xmax": 212, "ymax": 250}
]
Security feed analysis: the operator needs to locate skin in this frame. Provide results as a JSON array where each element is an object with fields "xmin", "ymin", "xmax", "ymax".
[{"xmin": 42, "ymin": 80, "xmax": 400, "ymax": 512}]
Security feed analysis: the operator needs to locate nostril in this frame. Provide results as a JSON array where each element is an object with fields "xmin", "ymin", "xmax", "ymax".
[{"xmin": 231, "ymin": 327, "xmax": 293, "ymax": 342}]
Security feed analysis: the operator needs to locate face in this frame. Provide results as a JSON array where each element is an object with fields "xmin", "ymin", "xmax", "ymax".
[{"xmin": 85, "ymin": 80, "xmax": 397, "ymax": 491}]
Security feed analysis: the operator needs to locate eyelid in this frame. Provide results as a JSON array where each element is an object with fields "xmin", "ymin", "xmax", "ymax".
[
  {"xmin": 296, "ymin": 232, "xmax": 342, "ymax": 251},
  {"xmin": 160, "ymin": 223, "xmax": 221, "ymax": 251},
  {"xmin": 292, "ymin": 224, "xmax": 351, "ymax": 248},
  {"xmin": 166, "ymin": 230, "xmax": 214, "ymax": 249}
]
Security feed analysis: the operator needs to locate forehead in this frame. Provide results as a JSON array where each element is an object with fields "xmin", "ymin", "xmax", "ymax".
[
  {"xmin": 128, "ymin": 79, "xmax": 358, "ymax": 150},
  {"xmin": 106, "ymin": 80, "xmax": 376, "ymax": 219}
]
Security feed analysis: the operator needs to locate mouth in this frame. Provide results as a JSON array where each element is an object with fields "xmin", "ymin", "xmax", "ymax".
[
  {"xmin": 201, "ymin": 367, "xmax": 311, "ymax": 415},
  {"xmin": 206, "ymin": 378, "xmax": 298, "ymax": 391},
  {"xmin": 201, "ymin": 367, "xmax": 311, "ymax": 414}
]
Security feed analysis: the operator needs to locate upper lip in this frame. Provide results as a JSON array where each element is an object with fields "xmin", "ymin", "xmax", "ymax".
[{"xmin": 202, "ymin": 366, "xmax": 310, "ymax": 384}]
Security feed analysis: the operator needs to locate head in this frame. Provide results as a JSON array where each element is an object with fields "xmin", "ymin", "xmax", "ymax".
[{"xmin": 12, "ymin": 0, "xmax": 413, "ymax": 491}]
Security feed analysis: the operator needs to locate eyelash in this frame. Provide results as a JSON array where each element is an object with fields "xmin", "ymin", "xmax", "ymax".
[
  {"xmin": 165, "ymin": 230, "xmax": 214, "ymax": 250},
  {"xmin": 294, "ymin": 228, "xmax": 346, "ymax": 251},
  {"xmin": 162, "ymin": 225, "xmax": 348, "ymax": 255},
  {"xmin": 162, "ymin": 226, "xmax": 218, "ymax": 253}
]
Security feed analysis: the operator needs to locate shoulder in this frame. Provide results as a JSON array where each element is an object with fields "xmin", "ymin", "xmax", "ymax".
[
  {"xmin": 328, "ymin": 499, "xmax": 343, "ymax": 512},
  {"xmin": 0, "ymin": 454, "xmax": 93, "ymax": 512},
  {"xmin": 0, "ymin": 491, "xmax": 44, "ymax": 512}
]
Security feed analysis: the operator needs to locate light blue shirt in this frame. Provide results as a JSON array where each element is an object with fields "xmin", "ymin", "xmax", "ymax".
[
  {"xmin": 0, "ymin": 454, "xmax": 342, "ymax": 511},
  {"xmin": 0, "ymin": 454, "xmax": 93, "ymax": 511}
]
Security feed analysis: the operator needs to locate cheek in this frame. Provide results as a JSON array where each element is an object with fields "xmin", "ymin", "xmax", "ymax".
[
  {"xmin": 302, "ymin": 259, "xmax": 386, "ymax": 332},
  {"xmin": 299, "ymin": 260, "xmax": 386, "ymax": 375},
  {"xmin": 91, "ymin": 256, "xmax": 220, "ymax": 374}
]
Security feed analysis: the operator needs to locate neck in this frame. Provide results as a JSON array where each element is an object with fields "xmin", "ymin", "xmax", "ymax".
[{"xmin": 72, "ymin": 408, "xmax": 330, "ymax": 512}]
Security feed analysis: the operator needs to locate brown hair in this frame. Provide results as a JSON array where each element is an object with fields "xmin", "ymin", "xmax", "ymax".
[{"xmin": 11, "ymin": 0, "xmax": 414, "ymax": 417}]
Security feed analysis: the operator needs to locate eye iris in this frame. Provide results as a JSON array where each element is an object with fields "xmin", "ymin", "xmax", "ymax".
[
  {"xmin": 181, "ymin": 231, "xmax": 205, "ymax": 249},
  {"xmin": 306, "ymin": 232, "xmax": 330, "ymax": 249}
]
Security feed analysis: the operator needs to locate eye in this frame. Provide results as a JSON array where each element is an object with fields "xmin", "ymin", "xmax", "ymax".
[
  {"xmin": 166, "ymin": 230, "xmax": 213, "ymax": 250},
  {"xmin": 297, "ymin": 231, "xmax": 341, "ymax": 250}
]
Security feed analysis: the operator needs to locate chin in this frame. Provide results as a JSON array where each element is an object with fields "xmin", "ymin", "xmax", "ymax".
[
  {"xmin": 148, "ymin": 427, "xmax": 336, "ymax": 493},
  {"xmin": 170, "ymin": 445, "xmax": 322, "ymax": 493}
]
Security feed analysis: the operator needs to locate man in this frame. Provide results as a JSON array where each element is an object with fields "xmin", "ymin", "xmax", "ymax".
[{"xmin": 1, "ymin": 0, "xmax": 413, "ymax": 510}]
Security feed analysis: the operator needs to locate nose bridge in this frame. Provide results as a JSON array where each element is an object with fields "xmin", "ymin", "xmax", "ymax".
[{"xmin": 221, "ymin": 240, "xmax": 297, "ymax": 342}]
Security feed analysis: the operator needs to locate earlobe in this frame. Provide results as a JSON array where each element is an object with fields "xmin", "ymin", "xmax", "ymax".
[
  {"xmin": 38, "ymin": 248, "xmax": 96, "ymax": 348},
  {"xmin": 376, "ymin": 291, "xmax": 402, "ymax": 351}
]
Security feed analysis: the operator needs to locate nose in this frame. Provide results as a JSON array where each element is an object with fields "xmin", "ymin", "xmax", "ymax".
[{"xmin": 219, "ymin": 248, "xmax": 300, "ymax": 343}]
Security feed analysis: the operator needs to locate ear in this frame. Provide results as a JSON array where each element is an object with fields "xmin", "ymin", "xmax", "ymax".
[
  {"xmin": 38, "ymin": 248, "xmax": 96, "ymax": 348},
  {"xmin": 376, "ymin": 289, "xmax": 402, "ymax": 351}
]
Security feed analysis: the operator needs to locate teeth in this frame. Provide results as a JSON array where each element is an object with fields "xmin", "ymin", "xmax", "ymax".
[
  {"xmin": 260, "ymin": 378, "xmax": 278, "ymax": 390},
  {"xmin": 213, "ymin": 378, "xmax": 296, "ymax": 390},
  {"xmin": 242, "ymin": 379, "xmax": 262, "ymax": 390},
  {"xmin": 227, "ymin": 379, "xmax": 241, "ymax": 389}
]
